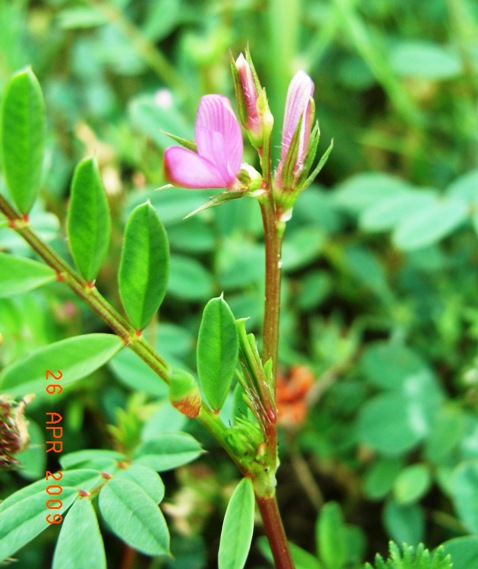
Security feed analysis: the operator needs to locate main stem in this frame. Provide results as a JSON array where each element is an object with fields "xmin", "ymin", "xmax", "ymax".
[
  {"xmin": 256, "ymin": 495, "xmax": 293, "ymax": 566},
  {"xmin": 257, "ymin": 193, "xmax": 294, "ymax": 569},
  {"xmin": 260, "ymin": 199, "xmax": 283, "ymax": 388}
]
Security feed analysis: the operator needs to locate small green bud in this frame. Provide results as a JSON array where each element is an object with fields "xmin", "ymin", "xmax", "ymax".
[
  {"xmin": 169, "ymin": 370, "xmax": 201, "ymax": 418},
  {"xmin": 237, "ymin": 164, "xmax": 263, "ymax": 193}
]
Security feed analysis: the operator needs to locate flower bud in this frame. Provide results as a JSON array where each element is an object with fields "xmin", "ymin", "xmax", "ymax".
[
  {"xmin": 272, "ymin": 70, "xmax": 331, "ymax": 216},
  {"xmin": 235, "ymin": 54, "xmax": 261, "ymax": 135},
  {"xmin": 169, "ymin": 370, "xmax": 201, "ymax": 418},
  {"xmin": 231, "ymin": 50, "xmax": 272, "ymax": 148},
  {"xmin": 275, "ymin": 71, "xmax": 315, "ymax": 190}
]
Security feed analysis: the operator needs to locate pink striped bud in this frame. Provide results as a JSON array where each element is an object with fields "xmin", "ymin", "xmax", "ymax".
[
  {"xmin": 275, "ymin": 70, "xmax": 315, "ymax": 190},
  {"xmin": 235, "ymin": 53, "xmax": 261, "ymax": 136},
  {"xmin": 231, "ymin": 50, "xmax": 273, "ymax": 148}
]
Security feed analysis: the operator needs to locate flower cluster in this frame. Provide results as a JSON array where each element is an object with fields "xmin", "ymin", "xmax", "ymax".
[
  {"xmin": 0, "ymin": 395, "xmax": 32, "ymax": 468},
  {"xmin": 163, "ymin": 49, "xmax": 331, "ymax": 218}
]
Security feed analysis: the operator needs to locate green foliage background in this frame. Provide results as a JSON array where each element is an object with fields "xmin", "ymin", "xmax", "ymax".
[{"xmin": 1, "ymin": 0, "xmax": 478, "ymax": 567}]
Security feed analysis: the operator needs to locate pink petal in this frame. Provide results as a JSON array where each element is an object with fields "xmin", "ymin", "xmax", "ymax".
[
  {"xmin": 280, "ymin": 71, "xmax": 315, "ymax": 160},
  {"xmin": 164, "ymin": 147, "xmax": 230, "ymax": 188},
  {"xmin": 195, "ymin": 95, "xmax": 243, "ymax": 184}
]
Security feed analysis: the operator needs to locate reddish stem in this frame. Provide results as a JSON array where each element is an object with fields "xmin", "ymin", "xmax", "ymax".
[
  {"xmin": 257, "ymin": 193, "xmax": 294, "ymax": 568},
  {"xmin": 120, "ymin": 544, "xmax": 137, "ymax": 569},
  {"xmin": 256, "ymin": 494, "xmax": 294, "ymax": 569}
]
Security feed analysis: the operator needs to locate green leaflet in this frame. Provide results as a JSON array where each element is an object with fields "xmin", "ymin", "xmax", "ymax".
[
  {"xmin": 450, "ymin": 461, "xmax": 478, "ymax": 534},
  {"xmin": 393, "ymin": 464, "xmax": 431, "ymax": 505},
  {"xmin": 383, "ymin": 500, "xmax": 424, "ymax": 545},
  {"xmin": 0, "ymin": 481, "xmax": 77, "ymax": 562},
  {"xmin": 0, "ymin": 67, "xmax": 46, "ymax": 213},
  {"xmin": 289, "ymin": 544, "xmax": 324, "ymax": 569},
  {"xmin": 257, "ymin": 537, "xmax": 323, "ymax": 569},
  {"xmin": 393, "ymin": 197, "xmax": 468, "ymax": 250},
  {"xmin": 133, "ymin": 432, "xmax": 203, "ymax": 472},
  {"xmin": 115, "ymin": 464, "xmax": 165, "ymax": 503},
  {"xmin": 67, "ymin": 157, "xmax": 111, "ymax": 282},
  {"xmin": 99, "ymin": 477, "xmax": 170, "ymax": 557},
  {"xmin": 0, "ymin": 333, "xmax": 123, "ymax": 396},
  {"xmin": 442, "ymin": 537, "xmax": 478, "ymax": 569},
  {"xmin": 0, "ymin": 253, "xmax": 56, "ymax": 297},
  {"xmin": 52, "ymin": 499, "xmax": 106, "ymax": 569},
  {"xmin": 358, "ymin": 393, "xmax": 429, "ymax": 456},
  {"xmin": 316, "ymin": 502, "xmax": 348, "ymax": 569},
  {"xmin": 0, "ymin": 470, "xmax": 104, "ymax": 516},
  {"xmin": 119, "ymin": 202, "xmax": 169, "ymax": 330},
  {"xmin": 168, "ymin": 254, "xmax": 214, "ymax": 301},
  {"xmin": 363, "ymin": 458, "xmax": 403, "ymax": 501},
  {"xmin": 60, "ymin": 450, "xmax": 125, "ymax": 471},
  {"xmin": 197, "ymin": 296, "xmax": 239, "ymax": 411},
  {"xmin": 218, "ymin": 477, "xmax": 255, "ymax": 569}
]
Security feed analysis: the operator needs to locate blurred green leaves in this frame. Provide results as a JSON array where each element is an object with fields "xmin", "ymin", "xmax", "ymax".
[
  {"xmin": 358, "ymin": 341, "xmax": 443, "ymax": 455},
  {"xmin": 389, "ymin": 41, "xmax": 462, "ymax": 80},
  {"xmin": 0, "ymin": 253, "xmax": 56, "ymax": 297},
  {"xmin": 450, "ymin": 461, "xmax": 478, "ymax": 534}
]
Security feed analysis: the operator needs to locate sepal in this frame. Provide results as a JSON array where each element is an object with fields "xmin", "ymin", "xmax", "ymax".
[
  {"xmin": 161, "ymin": 130, "xmax": 197, "ymax": 152},
  {"xmin": 184, "ymin": 187, "xmax": 248, "ymax": 219}
]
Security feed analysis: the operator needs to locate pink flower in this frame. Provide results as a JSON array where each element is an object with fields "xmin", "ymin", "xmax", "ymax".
[
  {"xmin": 275, "ymin": 71, "xmax": 315, "ymax": 187},
  {"xmin": 164, "ymin": 95, "xmax": 243, "ymax": 189}
]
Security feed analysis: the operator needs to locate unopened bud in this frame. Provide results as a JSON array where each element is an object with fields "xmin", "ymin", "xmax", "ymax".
[
  {"xmin": 169, "ymin": 370, "xmax": 201, "ymax": 418},
  {"xmin": 232, "ymin": 50, "xmax": 272, "ymax": 149},
  {"xmin": 275, "ymin": 71, "xmax": 315, "ymax": 189},
  {"xmin": 235, "ymin": 54, "xmax": 261, "ymax": 134},
  {"xmin": 273, "ymin": 70, "xmax": 321, "ymax": 216}
]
